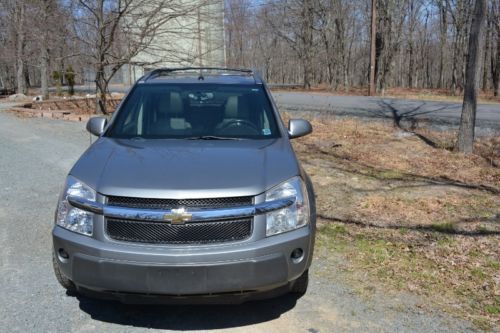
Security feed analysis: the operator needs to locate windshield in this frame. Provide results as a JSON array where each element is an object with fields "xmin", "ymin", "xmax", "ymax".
[{"xmin": 106, "ymin": 84, "xmax": 281, "ymax": 139}]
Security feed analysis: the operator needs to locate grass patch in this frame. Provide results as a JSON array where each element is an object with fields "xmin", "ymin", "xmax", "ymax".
[
  {"xmin": 429, "ymin": 222, "xmax": 455, "ymax": 232},
  {"xmin": 436, "ymin": 236, "xmax": 456, "ymax": 247},
  {"xmin": 473, "ymin": 317, "xmax": 494, "ymax": 331},
  {"xmin": 302, "ymin": 115, "xmax": 499, "ymax": 329},
  {"xmin": 485, "ymin": 305, "xmax": 500, "ymax": 315},
  {"xmin": 486, "ymin": 259, "xmax": 500, "ymax": 270},
  {"xmin": 316, "ymin": 224, "xmax": 499, "ymax": 329}
]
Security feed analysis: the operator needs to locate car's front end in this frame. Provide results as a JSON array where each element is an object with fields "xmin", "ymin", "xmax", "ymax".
[{"xmin": 52, "ymin": 68, "xmax": 315, "ymax": 303}]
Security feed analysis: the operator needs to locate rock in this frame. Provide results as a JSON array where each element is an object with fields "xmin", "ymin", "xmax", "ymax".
[
  {"xmin": 8, "ymin": 93, "xmax": 27, "ymax": 101},
  {"xmin": 110, "ymin": 92, "xmax": 123, "ymax": 98},
  {"xmin": 394, "ymin": 131, "xmax": 414, "ymax": 139}
]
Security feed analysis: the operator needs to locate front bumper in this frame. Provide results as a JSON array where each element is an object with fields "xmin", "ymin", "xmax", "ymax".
[{"xmin": 52, "ymin": 225, "xmax": 313, "ymax": 298}]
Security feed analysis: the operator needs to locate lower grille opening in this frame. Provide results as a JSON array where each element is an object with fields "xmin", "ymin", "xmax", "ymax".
[
  {"xmin": 106, "ymin": 218, "xmax": 252, "ymax": 244},
  {"xmin": 102, "ymin": 289, "xmax": 258, "ymax": 297}
]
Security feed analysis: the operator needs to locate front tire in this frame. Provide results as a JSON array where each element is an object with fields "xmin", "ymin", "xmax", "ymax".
[
  {"xmin": 290, "ymin": 270, "xmax": 309, "ymax": 295},
  {"xmin": 52, "ymin": 251, "xmax": 76, "ymax": 293}
]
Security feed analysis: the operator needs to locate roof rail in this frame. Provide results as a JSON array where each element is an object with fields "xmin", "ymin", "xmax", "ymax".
[{"xmin": 142, "ymin": 67, "xmax": 254, "ymax": 82}]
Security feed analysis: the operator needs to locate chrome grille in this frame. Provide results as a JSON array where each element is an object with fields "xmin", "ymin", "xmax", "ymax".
[
  {"xmin": 106, "ymin": 218, "xmax": 252, "ymax": 244},
  {"xmin": 107, "ymin": 196, "xmax": 253, "ymax": 209}
]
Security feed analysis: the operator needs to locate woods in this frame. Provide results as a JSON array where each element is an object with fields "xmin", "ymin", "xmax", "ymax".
[
  {"xmin": 0, "ymin": 0, "xmax": 499, "ymax": 129},
  {"xmin": 0, "ymin": 0, "xmax": 499, "ymax": 96},
  {"xmin": 225, "ymin": 0, "xmax": 500, "ymax": 95},
  {"xmin": 0, "ymin": 0, "xmax": 222, "ymax": 113}
]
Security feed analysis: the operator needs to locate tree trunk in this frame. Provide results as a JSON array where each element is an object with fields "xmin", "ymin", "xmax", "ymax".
[
  {"xmin": 40, "ymin": 47, "xmax": 49, "ymax": 100},
  {"xmin": 438, "ymin": 0, "xmax": 447, "ymax": 88},
  {"xmin": 494, "ymin": 41, "xmax": 500, "ymax": 96},
  {"xmin": 492, "ymin": 11, "xmax": 500, "ymax": 97},
  {"xmin": 321, "ymin": 32, "xmax": 334, "ymax": 86},
  {"xmin": 95, "ymin": 67, "xmax": 108, "ymax": 114},
  {"xmin": 369, "ymin": 0, "xmax": 377, "ymax": 95},
  {"xmin": 482, "ymin": 17, "xmax": 490, "ymax": 91},
  {"xmin": 451, "ymin": 33, "xmax": 459, "ymax": 94},
  {"xmin": 301, "ymin": 0, "xmax": 313, "ymax": 90},
  {"xmin": 16, "ymin": 4, "xmax": 26, "ymax": 95},
  {"xmin": 457, "ymin": 0, "xmax": 487, "ymax": 153},
  {"xmin": 40, "ymin": 0, "xmax": 50, "ymax": 100},
  {"xmin": 303, "ymin": 57, "xmax": 312, "ymax": 90},
  {"xmin": 408, "ymin": 42, "xmax": 414, "ymax": 88}
]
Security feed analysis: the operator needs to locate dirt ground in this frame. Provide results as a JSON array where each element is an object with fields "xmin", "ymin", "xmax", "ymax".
[
  {"xmin": 288, "ymin": 113, "xmax": 500, "ymax": 330},
  {"xmin": 2, "ymin": 106, "xmax": 487, "ymax": 333},
  {"xmin": 1, "ymin": 97, "xmax": 499, "ymax": 330}
]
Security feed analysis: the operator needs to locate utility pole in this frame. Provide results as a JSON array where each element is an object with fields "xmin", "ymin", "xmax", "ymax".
[{"xmin": 369, "ymin": 0, "xmax": 377, "ymax": 96}]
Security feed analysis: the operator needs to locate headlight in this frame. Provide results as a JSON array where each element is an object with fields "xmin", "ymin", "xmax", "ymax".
[
  {"xmin": 55, "ymin": 176, "xmax": 95, "ymax": 236},
  {"xmin": 265, "ymin": 176, "xmax": 310, "ymax": 236}
]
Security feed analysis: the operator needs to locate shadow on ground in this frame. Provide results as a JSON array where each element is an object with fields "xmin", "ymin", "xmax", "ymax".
[
  {"xmin": 76, "ymin": 293, "xmax": 299, "ymax": 330},
  {"xmin": 318, "ymin": 213, "xmax": 500, "ymax": 237}
]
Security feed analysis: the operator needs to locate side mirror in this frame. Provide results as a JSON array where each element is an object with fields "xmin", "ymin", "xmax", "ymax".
[
  {"xmin": 288, "ymin": 119, "xmax": 312, "ymax": 139},
  {"xmin": 86, "ymin": 117, "xmax": 107, "ymax": 136}
]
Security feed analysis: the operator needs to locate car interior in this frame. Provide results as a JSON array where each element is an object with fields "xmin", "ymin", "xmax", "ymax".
[{"xmin": 111, "ymin": 85, "xmax": 277, "ymax": 139}]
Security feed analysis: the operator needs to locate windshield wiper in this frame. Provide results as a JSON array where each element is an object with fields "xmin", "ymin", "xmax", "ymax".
[{"xmin": 184, "ymin": 135, "xmax": 243, "ymax": 140}]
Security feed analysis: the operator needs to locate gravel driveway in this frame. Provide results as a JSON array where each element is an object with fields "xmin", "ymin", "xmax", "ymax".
[{"xmin": 0, "ymin": 108, "xmax": 477, "ymax": 333}]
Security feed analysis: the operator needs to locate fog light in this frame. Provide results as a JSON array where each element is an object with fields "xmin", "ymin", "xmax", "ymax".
[
  {"xmin": 58, "ymin": 248, "xmax": 69, "ymax": 259},
  {"xmin": 291, "ymin": 248, "xmax": 304, "ymax": 262}
]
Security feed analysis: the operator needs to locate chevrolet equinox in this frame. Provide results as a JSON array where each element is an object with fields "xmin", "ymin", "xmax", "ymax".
[{"xmin": 52, "ymin": 67, "xmax": 316, "ymax": 303}]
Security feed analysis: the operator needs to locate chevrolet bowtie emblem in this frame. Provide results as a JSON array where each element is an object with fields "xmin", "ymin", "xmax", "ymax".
[{"xmin": 164, "ymin": 208, "xmax": 192, "ymax": 225}]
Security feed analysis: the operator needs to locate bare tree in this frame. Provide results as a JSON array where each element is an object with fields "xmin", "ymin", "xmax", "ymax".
[
  {"xmin": 369, "ymin": 0, "xmax": 377, "ymax": 95},
  {"xmin": 36, "ymin": 0, "xmax": 57, "ymax": 100},
  {"xmin": 8, "ymin": 1, "xmax": 28, "ymax": 95},
  {"xmin": 457, "ymin": 0, "xmax": 487, "ymax": 153},
  {"xmin": 491, "ymin": 0, "xmax": 500, "ymax": 97},
  {"xmin": 436, "ymin": 0, "xmax": 448, "ymax": 88},
  {"xmin": 1, "ymin": 0, "xmax": 499, "ymax": 101},
  {"xmin": 74, "ymin": 0, "xmax": 211, "ymax": 114},
  {"xmin": 0, "ymin": 0, "xmax": 76, "ymax": 95},
  {"xmin": 0, "ymin": 3, "xmax": 16, "ymax": 89},
  {"xmin": 225, "ymin": 0, "xmax": 252, "ymax": 68},
  {"xmin": 265, "ymin": 0, "xmax": 315, "ymax": 89}
]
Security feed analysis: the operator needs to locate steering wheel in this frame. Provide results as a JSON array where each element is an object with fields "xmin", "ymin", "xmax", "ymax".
[{"xmin": 217, "ymin": 119, "xmax": 260, "ymax": 135}]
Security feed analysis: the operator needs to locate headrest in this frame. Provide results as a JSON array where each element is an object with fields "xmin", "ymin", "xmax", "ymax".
[
  {"xmin": 156, "ymin": 94, "xmax": 170, "ymax": 116},
  {"xmin": 224, "ymin": 95, "xmax": 250, "ymax": 119},
  {"xmin": 169, "ymin": 92, "xmax": 183, "ymax": 115}
]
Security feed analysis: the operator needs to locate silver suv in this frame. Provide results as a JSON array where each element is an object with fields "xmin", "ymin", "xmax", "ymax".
[{"xmin": 52, "ymin": 68, "xmax": 316, "ymax": 303}]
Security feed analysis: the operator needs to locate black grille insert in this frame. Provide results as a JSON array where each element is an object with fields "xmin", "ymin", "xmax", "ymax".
[
  {"xmin": 107, "ymin": 196, "xmax": 253, "ymax": 210},
  {"xmin": 106, "ymin": 218, "xmax": 252, "ymax": 244}
]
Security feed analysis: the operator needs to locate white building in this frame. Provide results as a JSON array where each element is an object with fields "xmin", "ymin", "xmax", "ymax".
[{"xmin": 120, "ymin": 0, "xmax": 225, "ymax": 85}]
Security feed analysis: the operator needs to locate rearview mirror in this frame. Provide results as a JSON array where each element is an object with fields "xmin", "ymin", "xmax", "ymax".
[
  {"xmin": 288, "ymin": 119, "xmax": 312, "ymax": 139},
  {"xmin": 86, "ymin": 117, "xmax": 107, "ymax": 136}
]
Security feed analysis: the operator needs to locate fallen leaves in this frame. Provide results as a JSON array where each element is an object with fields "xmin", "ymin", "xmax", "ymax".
[{"xmin": 295, "ymin": 114, "xmax": 500, "ymax": 329}]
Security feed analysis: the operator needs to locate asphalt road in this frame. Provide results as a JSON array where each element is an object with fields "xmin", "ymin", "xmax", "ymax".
[
  {"xmin": 0, "ymin": 106, "xmax": 477, "ymax": 333},
  {"xmin": 272, "ymin": 92, "xmax": 500, "ymax": 131},
  {"xmin": 72, "ymin": 85, "xmax": 500, "ymax": 134}
]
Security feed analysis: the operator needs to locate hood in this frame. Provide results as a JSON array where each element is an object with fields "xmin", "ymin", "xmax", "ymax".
[{"xmin": 70, "ymin": 137, "xmax": 300, "ymax": 199}]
